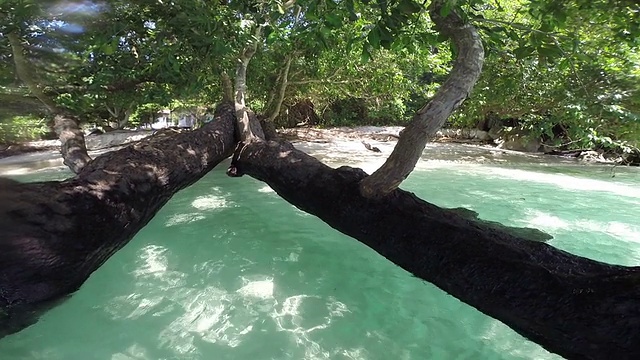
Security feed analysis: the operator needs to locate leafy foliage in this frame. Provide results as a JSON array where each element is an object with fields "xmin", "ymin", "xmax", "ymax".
[
  {"xmin": 1, "ymin": 0, "xmax": 638, "ymax": 156},
  {"xmin": 0, "ymin": 114, "xmax": 49, "ymax": 143},
  {"xmin": 449, "ymin": 0, "xmax": 640, "ymax": 152}
]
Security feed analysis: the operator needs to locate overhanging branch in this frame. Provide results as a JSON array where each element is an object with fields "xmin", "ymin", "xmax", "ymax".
[{"xmin": 359, "ymin": 0, "xmax": 484, "ymax": 198}]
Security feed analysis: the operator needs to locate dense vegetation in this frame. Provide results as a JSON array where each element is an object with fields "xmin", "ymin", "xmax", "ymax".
[
  {"xmin": 2, "ymin": 2, "xmax": 640, "ymax": 356},
  {"xmin": 0, "ymin": 0, "xmax": 638, "ymax": 159}
]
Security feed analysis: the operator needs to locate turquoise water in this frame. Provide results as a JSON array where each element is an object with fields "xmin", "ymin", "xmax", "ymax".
[{"xmin": 1, "ymin": 145, "xmax": 639, "ymax": 360}]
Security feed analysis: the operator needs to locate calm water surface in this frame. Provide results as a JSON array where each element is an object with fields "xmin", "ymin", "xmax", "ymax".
[{"xmin": 1, "ymin": 142, "xmax": 639, "ymax": 360}]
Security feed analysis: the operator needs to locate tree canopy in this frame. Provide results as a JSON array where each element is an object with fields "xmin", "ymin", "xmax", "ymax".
[{"xmin": 1, "ymin": 0, "xmax": 637, "ymax": 146}]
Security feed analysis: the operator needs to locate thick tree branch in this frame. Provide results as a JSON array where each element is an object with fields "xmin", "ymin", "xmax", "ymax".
[
  {"xmin": 228, "ymin": 139, "xmax": 640, "ymax": 360},
  {"xmin": 45, "ymin": 78, "xmax": 155, "ymax": 95},
  {"xmin": 105, "ymin": 105, "xmax": 120, "ymax": 119},
  {"xmin": 51, "ymin": 114, "xmax": 92, "ymax": 174},
  {"xmin": 264, "ymin": 63, "xmax": 287, "ymax": 113},
  {"xmin": 221, "ymin": 72, "xmax": 234, "ymax": 102},
  {"xmin": 119, "ymin": 108, "xmax": 132, "ymax": 129},
  {"xmin": 0, "ymin": 104, "xmax": 237, "ymax": 338},
  {"xmin": 234, "ymin": 26, "xmax": 264, "ymax": 142},
  {"xmin": 267, "ymin": 56, "xmax": 293, "ymax": 122},
  {"xmin": 359, "ymin": 1, "xmax": 484, "ymax": 198}
]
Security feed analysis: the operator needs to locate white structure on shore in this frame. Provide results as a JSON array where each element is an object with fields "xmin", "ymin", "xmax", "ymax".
[{"xmin": 151, "ymin": 109, "xmax": 172, "ymax": 129}]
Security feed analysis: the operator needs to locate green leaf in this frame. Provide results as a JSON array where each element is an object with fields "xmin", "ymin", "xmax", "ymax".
[
  {"xmin": 368, "ymin": 27, "xmax": 381, "ymax": 48},
  {"xmin": 346, "ymin": 0, "xmax": 357, "ymax": 21},
  {"xmin": 450, "ymin": 42, "xmax": 458, "ymax": 57},
  {"xmin": 212, "ymin": 40, "xmax": 228, "ymax": 55},
  {"xmin": 538, "ymin": 45, "xmax": 563, "ymax": 59},
  {"xmin": 555, "ymin": 10, "xmax": 567, "ymax": 25},
  {"xmin": 325, "ymin": 14, "xmax": 343, "ymax": 28},
  {"xmin": 316, "ymin": 32, "xmax": 329, "ymax": 49},
  {"xmin": 102, "ymin": 44, "xmax": 114, "ymax": 55},
  {"xmin": 360, "ymin": 44, "xmax": 372, "ymax": 63},
  {"xmin": 575, "ymin": 53, "xmax": 591, "ymax": 63},
  {"xmin": 397, "ymin": 0, "xmax": 422, "ymax": 14},
  {"xmin": 440, "ymin": 0, "xmax": 454, "ymax": 17},
  {"xmin": 266, "ymin": 29, "xmax": 279, "ymax": 45},
  {"xmin": 528, "ymin": 32, "xmax": 548, "ymax": 47},
  {"xmin": 514, "ymin": 46, "xmax": 534, "ymax": 59},
  {"xmin": 436, "ymin": 32, "xmax": 449, "ymax": 42},
  {"xmin": 506, "ymin": 29, "xmax": 519, "ymax": 42},
  {"xmin": 377, "ymin": 24, "xmax": 394, "ymax": 49},
  {"xmin": 345, "ymin": 38, "xmax": 355, "ymax": 52}
]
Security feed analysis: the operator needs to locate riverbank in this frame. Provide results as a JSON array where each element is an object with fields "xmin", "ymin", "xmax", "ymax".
[
  {"xmin": 0, "ymin": 130, "xmax": 154, "ymax": 175},
  {"xmin": 278, "ymin": 126, "xmax": 631, "ymax": 165},
  {"xmin": 0, "ymin": 130, "xmax": 153, "ymax": 159}
]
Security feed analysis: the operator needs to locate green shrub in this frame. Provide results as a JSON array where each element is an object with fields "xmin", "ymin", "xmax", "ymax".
[
  {"xmin": 0, "ymin": 115, "xmax": 50, "ymax": 144},
  {"xmin": 322, "ymin": 98, "xmax": 368, "ymax": 127},
  {"xmin": 368, "ymin": 98, "xmax": 408, "ymax": 125}
]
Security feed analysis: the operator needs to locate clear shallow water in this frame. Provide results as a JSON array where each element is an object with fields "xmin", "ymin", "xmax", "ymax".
[{"xmin": 1, "ymin": 142, "xmax": 639, "ymax": 360}]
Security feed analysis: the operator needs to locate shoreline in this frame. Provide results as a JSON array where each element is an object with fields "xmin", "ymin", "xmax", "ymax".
[{"xmin": 0, "ymin": 126, "xmax": 628, "ymax": 176}]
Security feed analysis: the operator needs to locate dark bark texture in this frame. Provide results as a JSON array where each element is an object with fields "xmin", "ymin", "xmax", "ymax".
[
  {"xmin": 53, "ymin": 113, "xmax": 93, "ymax": 174},
  {"xmin": 228, "ymin": 139, "xmax": 640, "ymax": 360},
  {"xmin": 0, "ymin": 104, "xmax": 236, "ymax": 338}
]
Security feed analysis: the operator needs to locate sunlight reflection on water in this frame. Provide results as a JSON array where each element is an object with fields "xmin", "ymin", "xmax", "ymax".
[{"xmin": 1, "ymin": 141, "xmax": 638, "ymax": 359}]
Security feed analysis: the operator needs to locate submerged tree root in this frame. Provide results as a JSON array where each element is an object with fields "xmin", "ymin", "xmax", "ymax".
[{"xmin": 229, "ymin": 139, "xmax": 640, "ymax": 360}]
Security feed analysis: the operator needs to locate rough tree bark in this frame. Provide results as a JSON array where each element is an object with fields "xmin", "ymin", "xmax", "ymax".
[
  {"xmin": 221, "ymin": 72, "xmax": 234, "ymax": 103},
  {"xmin": 7, "ymin": 31, "xmax": 92, "ymax": 174},
  {"xmin": 234, "ymin": 26, "xmax": 264, "ymax": 143},
  {"xmin": 227, "ymin": 139, "xmax": 640, "ymax": 360},
  {"xmin": 0, "ymin": 104, "xmax": 236, "ymax": 338},
  {"xmin": 359, "ymin": 1, "xmax": 485, "ymax": 198}
]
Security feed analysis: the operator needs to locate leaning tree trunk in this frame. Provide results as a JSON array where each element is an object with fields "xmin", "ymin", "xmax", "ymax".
[
  {"xmin": 359, "ymin": 1, "xmax": 484, "ymax": 198},
  {"xmin": 234, "ymin": 26, "xmax": 265, "ymax": 143},
  {"xmin": 0, "ymin": 104, "xmax": 236, "ymax": 339},
  {"xmin": 221, "ymin": 72, "xmax": 234, "ymax": 103},
  {"xmin": 7, "ymin": 31, "xmax": 92, "ymax": 174},
  {"xmin": 265, "ymin": 55, "xmax": 293, "ymax": 122},
  {"xmin": 227, "ymin": 139, "xmax": 640, "ymax": 360}
]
